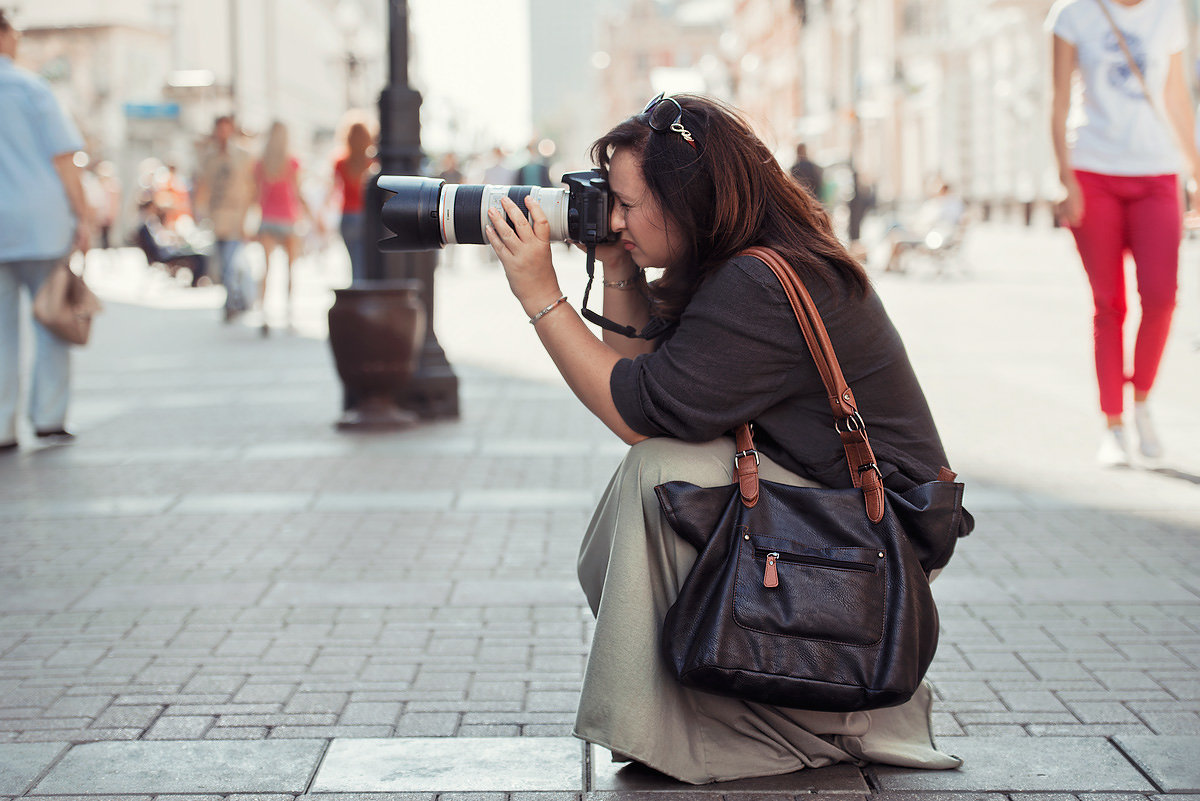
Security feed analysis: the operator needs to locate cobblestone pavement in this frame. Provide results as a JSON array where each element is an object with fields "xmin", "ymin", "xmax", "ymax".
[{"xmin": 0, "ymin": 223, "xmax": 1197, "ymax": 798}]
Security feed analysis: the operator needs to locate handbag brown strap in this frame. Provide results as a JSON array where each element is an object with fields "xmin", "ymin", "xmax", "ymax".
[{"xmin": 735, "ymin": 246, "xmax": 885, "ymax": 523}]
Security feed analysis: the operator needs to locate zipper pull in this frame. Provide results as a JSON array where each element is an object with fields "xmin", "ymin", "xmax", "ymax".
[{"xmin": 764, "ymin": 552, "xmax": 779, "ymax": 588}]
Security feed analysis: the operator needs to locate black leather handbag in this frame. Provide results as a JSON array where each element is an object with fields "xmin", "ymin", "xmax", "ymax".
[{"xmin": 654, "ymin": 246, "xmax": 967, "ymax": 713}]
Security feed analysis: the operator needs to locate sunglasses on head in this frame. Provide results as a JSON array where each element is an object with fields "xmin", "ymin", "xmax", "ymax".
[{"xmin": 642, "ymin": 93, "xmax": 697, "ymax": 150}]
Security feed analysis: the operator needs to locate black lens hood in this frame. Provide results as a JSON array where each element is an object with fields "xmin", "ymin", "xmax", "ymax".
[{"xmin": 378, "ymin": 175, "xmax": 445, "ymax": 251}]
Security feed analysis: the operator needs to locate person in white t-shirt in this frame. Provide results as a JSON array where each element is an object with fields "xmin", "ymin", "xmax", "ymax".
[{"xmin": 1048, "ymin": 0, "xmax": 1199, "ymax": 466}]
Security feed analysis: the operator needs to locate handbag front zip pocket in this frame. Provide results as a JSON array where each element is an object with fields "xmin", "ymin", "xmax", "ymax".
[
  {"xmin": 756, "ymin": 547, "xmax": 879, "ymax": 588},
  {"xmin": 735, "ymin": 539, "xmax": 886, "ymax": 646}
]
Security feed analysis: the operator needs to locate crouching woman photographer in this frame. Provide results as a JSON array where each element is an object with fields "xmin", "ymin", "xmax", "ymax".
[{"xmin": 485, "ymin": 94, "xmax": 968, "ymax": 785}]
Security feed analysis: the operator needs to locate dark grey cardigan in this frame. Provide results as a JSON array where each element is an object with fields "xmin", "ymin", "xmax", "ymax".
[{"xmin": 611, "ymin": 253, "xmax": 953, "ymax": 497}]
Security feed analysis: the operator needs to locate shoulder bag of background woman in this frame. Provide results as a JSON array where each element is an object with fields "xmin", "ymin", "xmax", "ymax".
[
  {"xmin": 33, "ymin": 260, "xmax": 103, "ymax": 346},
  {"xmin": 654, "ymin": 245, "xmax": 967, "ymax": 712}
]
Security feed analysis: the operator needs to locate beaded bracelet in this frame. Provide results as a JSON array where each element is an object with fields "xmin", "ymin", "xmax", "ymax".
[{"xmin": 529, "ymin": 295, "xmax": 569, "ymax": 326}]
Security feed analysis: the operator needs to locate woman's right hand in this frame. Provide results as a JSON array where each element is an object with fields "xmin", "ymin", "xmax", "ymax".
[{"xmin": 1056, "ymin": 175, "xmax": 1084, "ymax": 228}]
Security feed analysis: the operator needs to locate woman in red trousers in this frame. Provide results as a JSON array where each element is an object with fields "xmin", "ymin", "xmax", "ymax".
[{"xmin": 1049, "ymin": 0, "xmax": 1199, "ymax": 465}]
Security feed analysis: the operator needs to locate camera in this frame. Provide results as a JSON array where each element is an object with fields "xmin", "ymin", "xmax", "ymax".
[{"xmin": 377, "ymin": 170, "xmax": 613, "ymax": 251}]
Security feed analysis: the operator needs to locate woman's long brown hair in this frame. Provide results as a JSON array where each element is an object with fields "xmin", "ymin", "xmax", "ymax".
[{"xmin": 591, "ymin": 94, "xmax": 868, "ymax": 321}]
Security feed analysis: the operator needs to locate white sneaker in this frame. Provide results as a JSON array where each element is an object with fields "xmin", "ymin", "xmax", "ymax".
[
  {"xmin": 1097, "ymin": 426, "xmax": 1131, "ymax": 468},
  {"xmin": 1133, "ymin": 402, "xmax": 1163, "ymax": 459}
]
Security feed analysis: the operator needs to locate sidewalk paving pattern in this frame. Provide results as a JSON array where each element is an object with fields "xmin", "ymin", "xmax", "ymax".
[{"xmin": 0, "ymin": 226, "xmax": 1198, "ymax": 797}]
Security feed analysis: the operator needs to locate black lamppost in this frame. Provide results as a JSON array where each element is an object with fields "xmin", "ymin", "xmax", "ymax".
[{"xmin": 361, "ymin": 0, "xmax": 459, "ymax": 419}]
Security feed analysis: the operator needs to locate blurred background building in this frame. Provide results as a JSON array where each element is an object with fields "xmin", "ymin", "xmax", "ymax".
[{"xmin": 12, "ymin": 0, "xmax": 1199, "ymax": 243}]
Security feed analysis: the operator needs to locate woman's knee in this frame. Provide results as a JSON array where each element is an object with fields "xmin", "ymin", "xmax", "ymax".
[
  {"xmin": 624, "ymin": 437, "xmax": 734, "ymax": 492},
  {"xmin": 1092, "ymin": 297, "xmax": 1126, "ymax": 324}
]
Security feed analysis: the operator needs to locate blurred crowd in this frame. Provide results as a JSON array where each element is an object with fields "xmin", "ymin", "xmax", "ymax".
[{"xmin": 83, "ymin": 121, "xmax": 570, "ymax": 307}]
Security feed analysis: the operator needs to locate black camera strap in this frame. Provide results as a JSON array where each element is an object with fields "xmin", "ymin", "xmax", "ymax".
[{"xmin": 579, "ymin": 246, "xmax": 673, "ymax": 340}]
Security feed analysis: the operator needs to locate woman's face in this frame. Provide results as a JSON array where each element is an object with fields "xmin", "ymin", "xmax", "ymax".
[{"xmin": 607, "ymin": 148, "xmax": 680, "ymax": 270}]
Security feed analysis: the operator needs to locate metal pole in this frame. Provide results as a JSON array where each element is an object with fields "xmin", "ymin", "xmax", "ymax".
[{"xmin": 361, "ymin": 0, "xmax": 459, "ymax": 419}]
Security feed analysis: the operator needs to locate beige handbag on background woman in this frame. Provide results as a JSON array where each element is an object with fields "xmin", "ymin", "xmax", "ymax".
[{"xmin": 32, "ymin": 260, "xmax": 103, "ymax": 346}]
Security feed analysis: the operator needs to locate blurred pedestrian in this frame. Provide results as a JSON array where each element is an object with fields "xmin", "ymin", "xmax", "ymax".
[
  {"xmin": 327, "ymin": 112, "xmax": 376, "ymax": 283},
  {"xmin": 155, "ymin": 162, "xmax": 192, "ymax": 230},
  {"xmin": 845, "ymin": 166, "xmax": 875, "ymax": 260},
  {"xmin": 91, "ymin": 161, "xmax": 121, "ymax": 250},
  {"xmin": 0, "ymin": 8, "xmax": 90, "ymax": 450},
  {"xmin": 884, "ymin": 179, "xmax": 966, "ymax": 272},
  {"xmin": 516, "ymin": 140, "xmax": 552, "ymax": 187},
  {"xmin": 434, "ymin": 153, "xmax": 465, "ymax": 270},
  {"xmin": 1049, "ymin": 0, "xmax": 1200, "ymax": 465},
  {"xmin": 134, "ymin": 198, "xmax": 209, "ymax": 285},
  {"xmin": 194, "ymin": 114, "xmax": 255, "ymax": 322},
  {"xmin": 254, "ymin": 120, "xmax": 321, "ymax": 334},
  {"xmin": 480, "ymin": 147, "xmax": 516, "ymax": 266},
  {"xmin": 436, "ymin": 152, "xmax": 463, "ymax": 184},
  {"xmin": 789, "ymin": 142, "xmax": 824, "ymax": 203},
  {"xmin": 482, "ymin": 146, "xmax": 516, "ymax": 185}
]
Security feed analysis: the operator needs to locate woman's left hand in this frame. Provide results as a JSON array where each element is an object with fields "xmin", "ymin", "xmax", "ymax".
[{"xmin": 487, "ymin": 196, "xmax": 563, "ymax": 317}]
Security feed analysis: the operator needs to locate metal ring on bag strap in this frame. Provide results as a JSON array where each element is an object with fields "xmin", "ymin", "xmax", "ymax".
[{"xmin": 738, "ymin": 246, "xmax": 886, "ymax": 523}]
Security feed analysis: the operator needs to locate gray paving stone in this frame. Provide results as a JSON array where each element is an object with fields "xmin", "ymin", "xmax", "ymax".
[
  {"xmin": 449, "ymin": 580, "xmax": 585, "ymax": 607},
  {"xmin": 870, "ymin": 794, "xmax": 1006, "ymax": 801},
  {"xmin": 998, "ymin": 578, "xmax": 1199, "ymax": 604},
  {"xmin": 143, "ymin": 715, "xmax": 214, "ymax": 739},
  {"xmin": 259, "ymin": 582, "xmax": 453, "ymax": 607},
  {"xmin": 310, "ymin": 737, "xmax": 582, "ymax": 792},
  {"xmin": 203, "ymin": 726, "xmax": 268, "ymax": 740},
  {"xmin": 592, "ymin": 753, "xmax": 867, "ymax": 792},
  {"xmin": 268, "ymin": 725, "xmax": 393, "ymax": 738},
  {"xmin": 339, "ymin": 701, "xmax": 403, "ymax": 726},
  {"xmin": 931, "ymin": 576, "xmax": 1016, "ymax": 604},
  {"xmin": 1135, "ymin": 711, "xmax": 1200, "ymax": 735},
  {"xmin": 171, "ymin": 492, "xmax": 314, "ymax": 514},
  {"xmin": 16, "ymin": 727, "xmax": 142, "ymax": 743},
  {"xmin": 30, "ymin": 739, "xmax": 327, "ymax": 794},
  {"xmin": 1114, "ymin": 735, "xmax": 1200, "ymax": 792},
  {"xmin": 393, "ymin": 712, "xmax": 460, "ymax": 736},
  {"xmin": 872, "ymin": 737, "xmax": 1155, "ymax": 792},
  {"xmin": 72, "ymin": 583, "xmax": 269, "ymax": 610},
  {"xmin": 456, "ymin": 489, "xmax": 597, "ymax": 511},
  {"xmin": 92, "ymin": 705, "xmax": 162, "ymax": 730},
  {"xmin": 298, "ymin": 794, "xmax": 436, "ymax": 801},
  {"xmin": 41, "ymin": 695, "xmax": 112, "ymax": 718},
  {"xmin": 0, "ymin": 497, "xmax": 173, "ymax": 519},
  {"xmin": 1064, "ymin": 701, "xmax": 1142, "ymax": 724},
  {"xmin": 0, "ymin": 588, "xmax": 87, "ymax": 614},
  {"xmin": 312, "ymin": 491, "xmax": 457, "ymax": 512},
  {"xmin": 0, "ymin": 742, "xmax": 67, "ymax": 795}
]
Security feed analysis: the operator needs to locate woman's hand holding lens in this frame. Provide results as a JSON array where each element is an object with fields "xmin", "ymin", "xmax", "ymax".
[{"xmin": 487, "ymin": 196, "xmax": 563, "ymax": 318}]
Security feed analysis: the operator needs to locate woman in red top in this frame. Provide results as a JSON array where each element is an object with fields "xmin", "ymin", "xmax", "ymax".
[
  {"xmin": 330, "ymin": 115, "xmax": 376, "ymax": 282},
  {"xmin": 254, "ymin": 121, "xmax": 319, "ymax": 334}
]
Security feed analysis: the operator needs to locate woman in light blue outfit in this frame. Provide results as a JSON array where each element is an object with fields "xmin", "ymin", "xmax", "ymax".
[{"xmin": 0, "ymin": 10, "xmax": 90, "ymax": 450}]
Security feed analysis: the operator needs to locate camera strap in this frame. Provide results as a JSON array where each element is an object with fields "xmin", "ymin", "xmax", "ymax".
[{"xmin": 579, "ymin": 246, "xmax": 673, "ymax": 340}]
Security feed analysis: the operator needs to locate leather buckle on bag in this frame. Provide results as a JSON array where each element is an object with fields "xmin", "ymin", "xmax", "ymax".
[
  {"xmin": 834, "ymin": 411, "xmax": 865, "ymax": 434},
  {"xmin": 734, "ymin": 449, "xmax": 760, "ymax": 467},
  {"xmin": 858, "ymin": 462, "xmax": 883, "ymax": 480}
]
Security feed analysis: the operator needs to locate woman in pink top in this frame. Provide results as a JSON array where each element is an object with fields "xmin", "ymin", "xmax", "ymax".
[{"xmin": 254, "ymin": 121, "xmax": 319, "ymax": 334}]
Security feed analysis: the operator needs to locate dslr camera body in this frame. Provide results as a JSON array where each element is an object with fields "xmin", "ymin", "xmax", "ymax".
[{"xmin": 378, "ymin": 170, "xmax": 613, "ymax": 251}]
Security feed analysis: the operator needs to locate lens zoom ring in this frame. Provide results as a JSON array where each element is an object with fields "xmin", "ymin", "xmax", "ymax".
[{"xmin": 453, "ymin": 185, "xmax": 486, "ymax": 244}]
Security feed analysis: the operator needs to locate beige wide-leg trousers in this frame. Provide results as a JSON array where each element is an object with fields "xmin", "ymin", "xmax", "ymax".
[{"xmin": 574, "ymin": 437, "xmax": 962, "ymax": 785}]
